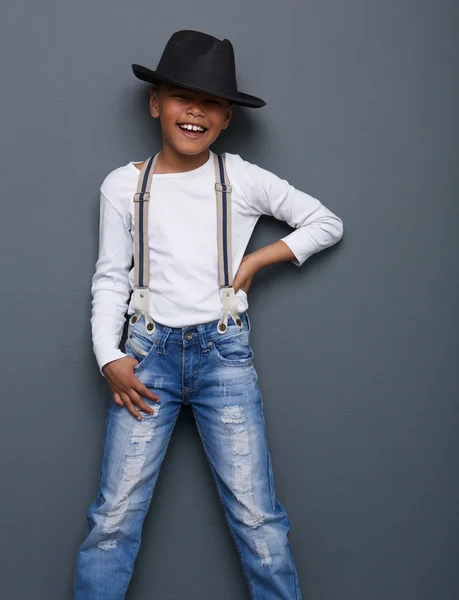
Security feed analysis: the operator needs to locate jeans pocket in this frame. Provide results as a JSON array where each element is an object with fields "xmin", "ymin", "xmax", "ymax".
[
  {"xmin": 125, "ymin": 326, "xmax": 158, "ymax": 372},
  {"xmin": 213, "ymin": 329, "xmax": 254, "ymax": 367}
]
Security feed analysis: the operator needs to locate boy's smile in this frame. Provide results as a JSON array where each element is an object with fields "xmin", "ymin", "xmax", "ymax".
[
  {"xmin": 148, "ymin": 82, "xmax": 233, "ymax": 172},
  {"xmin": 176, "ymin": 121, "xmax": 207, "ymax": 139}
]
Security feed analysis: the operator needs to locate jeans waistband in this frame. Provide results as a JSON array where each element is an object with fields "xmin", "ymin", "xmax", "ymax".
[{"xmin": 128, "ymin": 310, "xmax": 251, "ymax": 352}]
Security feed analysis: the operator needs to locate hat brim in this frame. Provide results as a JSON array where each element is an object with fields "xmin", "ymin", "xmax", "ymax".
[{"xmin": 131, "ymin": 64, "xmax": 266, "ymax": 108}]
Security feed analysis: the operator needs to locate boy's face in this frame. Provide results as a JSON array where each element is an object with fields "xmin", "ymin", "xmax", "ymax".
[{"xmin": 149, "ymin": 83, "xmax": 233, "ymax": 155}]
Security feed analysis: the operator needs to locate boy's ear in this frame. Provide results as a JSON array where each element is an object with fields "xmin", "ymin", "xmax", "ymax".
[
  {"xmin": 149, "ymin": 87, "xmax": 160, "ymax": 118},
  {"xmin": 221, "ymin": 104, "xmax": 233, "ymax": 130}
]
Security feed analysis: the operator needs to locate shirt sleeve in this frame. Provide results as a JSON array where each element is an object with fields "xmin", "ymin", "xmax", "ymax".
[
  {"xmin": 90, "ymin": 190, "xmax": 133, "ymax": 376},
  {"xmin": 237, "ymin": 157, "xmax": 344, "ymax": 266}
]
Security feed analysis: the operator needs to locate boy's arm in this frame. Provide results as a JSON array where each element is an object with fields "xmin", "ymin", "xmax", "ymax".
[
  {"xmin": 247, "ymin": 239, "xmax": 298, "ymax": 270},
  {"xmin": 90, "ymin": 190, "xmax": 133, "ymax": 377},
  {"xmin": 236, "ymin": 157, "xmax": 344, "ymax": 267}
]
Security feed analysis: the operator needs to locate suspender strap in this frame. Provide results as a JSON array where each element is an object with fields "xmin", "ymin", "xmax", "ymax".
[
  {"xmin": 214, "ymin": 153, "xmax": 242, "ymax": 333},
  {"xmin": 130, "ymin": 151, "xmax": 242, "ymax": 334},
  {"xmin": 130, "ymin": 153, "xmax": 159, "ymax": 333}
]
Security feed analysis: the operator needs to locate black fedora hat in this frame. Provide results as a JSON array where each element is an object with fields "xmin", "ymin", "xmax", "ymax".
[{"xmin": 132, "ymin": 30, "xmax": 266, "ymax": 109}]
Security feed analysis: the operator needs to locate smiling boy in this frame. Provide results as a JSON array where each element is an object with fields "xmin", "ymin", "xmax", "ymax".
[{"xmin": 73, "ymin": 30, "xmax": 343, "ymax": 599}]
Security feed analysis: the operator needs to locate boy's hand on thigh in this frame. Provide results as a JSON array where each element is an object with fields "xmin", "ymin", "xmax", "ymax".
[{"xmin": 102, "ymin": 357, "xmax": 161, "ymax": 420}]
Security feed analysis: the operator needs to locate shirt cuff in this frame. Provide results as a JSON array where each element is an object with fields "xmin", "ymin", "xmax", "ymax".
[
  {"xmin": 94, "ymin": 345, "xmax": 128, "ymax": 377},
  {"xmin": 280, "ymin": 229, "xmax": 319, "ymax": 267}
]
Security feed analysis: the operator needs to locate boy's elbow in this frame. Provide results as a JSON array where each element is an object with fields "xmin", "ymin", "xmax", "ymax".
[
  {"xmin": 328, "ymin": 215, "xmax": 344, "ymax": 244},
  {"xmin": 321, "ymin": 214, "xmax": 343, "ymax": 246},
  {"xmin": 317, "ymin": 203, "xmax": 344, "ymax": 246},
  {"xmin": 334, "ymin": 216, "xmax": 344, "ymax": 242}
]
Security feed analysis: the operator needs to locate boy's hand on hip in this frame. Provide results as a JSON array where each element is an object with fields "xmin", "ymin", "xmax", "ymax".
[
  {"xmin": 102, "ymin": 357, "xmax": 160, "ymax": 421},
  {"xmin": 233, "ymin": 254, "xmax": 260, "ymax": 294}
]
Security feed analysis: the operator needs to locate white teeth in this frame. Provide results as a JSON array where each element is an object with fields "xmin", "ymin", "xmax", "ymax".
[{"xmin": 178, "ymin": 123, "xmax": 205, "ymax": 132}]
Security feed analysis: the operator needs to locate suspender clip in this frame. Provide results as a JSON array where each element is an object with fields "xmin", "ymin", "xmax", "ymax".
[
  {"xmin": 130, "ymin": 287, "xmax": 155, "ymax": 333},
  {"xmin": 215, "ymin": 182, "xmax": 232, "ymax": 194},
  {"xmin": 134, "ymin": 192, "xmax": 151, "ymax": 202},
  {"xmin": 217, "ymin": 286, "xmax": 242, "ymax": 333}
]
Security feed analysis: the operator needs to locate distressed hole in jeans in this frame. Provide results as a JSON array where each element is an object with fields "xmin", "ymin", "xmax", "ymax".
[
  {"xmin": 237, "ymin": 491, "xmax": 266, "ymax": 529},
  {"xmin": 98, "ymin": 539, "xmax": 118, "ymax": 552},
  {"xmin": 99, "ymin": 407, "xmax": 160, "ymax": 546},
  {"xmin": 220, "ymin": 405, "xmax": 246, "ymax": 424},
  {"xmin": 233, "ymin": 426, "xmax": 250, "ymax": 456},
  {"xmin": 254, "ymin": 538, "xmax": 272, "ymax": 567},
  {"xmin": 234, "ymin": 457, "xmax": 252, "ymax": 494}
]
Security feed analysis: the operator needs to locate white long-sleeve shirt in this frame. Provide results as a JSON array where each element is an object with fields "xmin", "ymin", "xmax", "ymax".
[{"xmin": 91, "ymin": 149, "xmax": 343, "ymax": 375}]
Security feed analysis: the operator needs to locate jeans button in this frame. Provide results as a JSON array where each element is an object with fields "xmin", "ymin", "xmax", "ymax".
[{"xmin": 184, "ymin": 331, "xmax": 193, "ymax": 340}]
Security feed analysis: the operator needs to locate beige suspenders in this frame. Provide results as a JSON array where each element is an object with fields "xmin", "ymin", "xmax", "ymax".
[{"xmin": 130, "ymin": 151, "xmax": 242, "ymax": 334}]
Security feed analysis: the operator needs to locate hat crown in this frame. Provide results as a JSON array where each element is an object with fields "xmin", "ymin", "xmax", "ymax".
[
  {"xmin": 131, "ymin": 29, "xmax": 266, "ymax": 108},
  {"xmin": 155, "ymin": 30, "xmax": 237, "ymax": 96}
]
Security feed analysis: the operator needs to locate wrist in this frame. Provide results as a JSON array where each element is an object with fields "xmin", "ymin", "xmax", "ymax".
[{"xmin": 244, "ymin": 251, "xmax": 264, "ymax": 273}]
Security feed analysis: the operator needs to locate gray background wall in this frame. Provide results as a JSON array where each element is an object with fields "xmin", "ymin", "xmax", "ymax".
[{"xmin": 1, "ymin": 1, "xmax": 458, "ymax": 599}]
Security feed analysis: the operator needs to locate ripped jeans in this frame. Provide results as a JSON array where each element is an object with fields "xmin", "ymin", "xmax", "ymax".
[{"xmin": 73, "ymin": 310, "xmax": 302, "ymax": 599}]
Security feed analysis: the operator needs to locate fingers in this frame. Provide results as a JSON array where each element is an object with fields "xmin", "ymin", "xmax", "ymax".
[
  {"xmin": 119, "ymin": 391, "xmax": 143, "ymax": 420},
  {"xmin": 134, "ymin": 380, "xmax": 161, "ymax": 404},
  {"xmin": 120, "ymin": 391, "xmax": 156, "ymax": 421},
  {"xmin": 105, "ymin": 357, "xmax": 161, "ymax": 420},
  {"xmin": 128, "ymin": 388, "xmax": 156, "ymax": 416},
  {"xmin": 114, "ymin": 380, "xmax": 161, "ymax": 421},
  {"xmin": 113, "ymin": 392, "xmax": 124, "ymax": 407}
]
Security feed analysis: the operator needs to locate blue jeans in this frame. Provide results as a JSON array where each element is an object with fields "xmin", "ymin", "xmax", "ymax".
[{"xmin": 73, "ymin": 310, "xmax": 302, "ymax": 599}]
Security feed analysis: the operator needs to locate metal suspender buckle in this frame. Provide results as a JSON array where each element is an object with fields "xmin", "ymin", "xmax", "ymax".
[
  {"xmin": 214, "ymin": 182, "xmax": 232, "ymax": 194},
  {"xmin": 133, "ymin": 192, "xmax": 151, "ymax": 202},
  {"xmin": 217, "ymin": 286, "xmax": 242, "ymax": 333}
]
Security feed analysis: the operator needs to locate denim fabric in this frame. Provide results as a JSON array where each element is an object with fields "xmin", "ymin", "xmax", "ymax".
[{"xmin": 73, "ymin": 310, "xmax": 302, "ymax": 599}]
